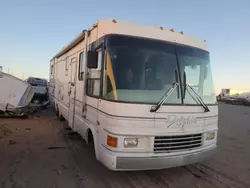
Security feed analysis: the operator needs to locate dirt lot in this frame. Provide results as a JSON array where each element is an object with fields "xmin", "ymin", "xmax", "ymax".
[{"xmin": 0, "ymin": 103, "xmax": 250, "ymax": 188}]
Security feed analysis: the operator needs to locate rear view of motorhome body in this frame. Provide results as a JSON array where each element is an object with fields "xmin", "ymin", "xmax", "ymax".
[{"xmin": 49, "ymin": 20, "xmax": 218, "ymax": 171}]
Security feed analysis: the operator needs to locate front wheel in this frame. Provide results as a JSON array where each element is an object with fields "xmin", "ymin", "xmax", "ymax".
[{"xmin": 88, "ymin": 131, "xmax": 96, "ymax": 158}]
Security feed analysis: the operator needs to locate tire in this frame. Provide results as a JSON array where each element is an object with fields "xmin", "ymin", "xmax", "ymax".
[
  {"xmin": 58, "ymin": 109, "xmax": 65, "ymax": 121},
  {"xmin": 59, "ymin": 114, "xmax": 65, "ymax": 121},
  {"xmin": 55, "ymin": 104, "xmax": 59, "ymax": 116},
  {"xmin": 55, "ymin": 108, "xmax": 59, "ymax": 116},
  {"xmin": 87, "ymin": 130, "xmax": 96, "ymax": 157}
]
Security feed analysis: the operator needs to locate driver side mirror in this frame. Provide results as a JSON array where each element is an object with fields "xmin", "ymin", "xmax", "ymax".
[{"xmin": 87, "ymin": 51, "xmax": 98, "ymax": 69}]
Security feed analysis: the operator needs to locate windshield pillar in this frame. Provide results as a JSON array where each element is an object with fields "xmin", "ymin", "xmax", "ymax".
[{"xmin": 175, "ymin": 47, "xmax": 184, "ymax": 104}]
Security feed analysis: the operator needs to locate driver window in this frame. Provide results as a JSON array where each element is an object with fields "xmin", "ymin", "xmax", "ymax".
[{"xmin": 87, "ymin": 49, "xmax": 102, "ymax": 97}]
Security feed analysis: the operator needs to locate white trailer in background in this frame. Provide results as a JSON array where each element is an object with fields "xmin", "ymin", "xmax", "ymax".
[
  {"xmin": 217, "ymin": 88, "xmax": 230, "ymax": 101},
  {"xmin": 221, "ymin": 89, "xmax": 230, "ymax": 97},
  {"xmin": 49, "ymin": 19, "xmax": 218, "ymax": 171},
  {"xmin": 0, "ymin": 72, "xmax": 34, "ymax": 115}
]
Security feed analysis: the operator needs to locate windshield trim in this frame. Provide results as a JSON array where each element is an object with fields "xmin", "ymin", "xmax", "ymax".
[
  {"xmin": 104, "ymin": 34, "xmax": 209, "ymax": 53},
  {"xmin": 100, "ymin": 97, "xmax": 218, "ymax": 106}
]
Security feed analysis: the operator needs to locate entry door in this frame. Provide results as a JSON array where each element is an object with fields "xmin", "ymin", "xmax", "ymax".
[{"xmin": 68, "ymin": 58, "xmax": 77, "ymax": 129}]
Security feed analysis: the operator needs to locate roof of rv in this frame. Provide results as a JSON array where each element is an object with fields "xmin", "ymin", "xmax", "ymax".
[{"xmin": 53, "ymin": 19, "xmax": 208, "ymax": 59}]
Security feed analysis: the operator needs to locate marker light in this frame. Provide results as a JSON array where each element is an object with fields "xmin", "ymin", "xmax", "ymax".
[
  {"xmin": 180, "ymin": 31, "xmax": 184, "ymax": 35},
  {"xmin": 107, "ymin": 135, "xmax": 117, "ymax": 147},
  {"xmin": 160, "ymin": 26, "xmax": 164, "ymax": 30},
  {"xmin": 112, "ymin": 19, "xmax": 117, "ymax": 23},
  {"xmin": 170, "ymin": 29, "xmax": 175, "ymax": 32}
]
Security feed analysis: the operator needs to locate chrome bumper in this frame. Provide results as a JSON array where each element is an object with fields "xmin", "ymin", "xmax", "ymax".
[{"xmin": 116, "ymin": 147, "xmax": 216, "ymax": 171}]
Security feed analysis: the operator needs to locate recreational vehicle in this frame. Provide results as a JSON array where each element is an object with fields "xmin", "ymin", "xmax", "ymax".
[{"xmin": 49, "ymin": 19, "xmax": 218, "ymax": 171}]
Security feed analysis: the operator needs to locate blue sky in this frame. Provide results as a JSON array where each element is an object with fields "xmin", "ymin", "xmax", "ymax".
[{"xmin": 0, "ymin": 0, "xmax": 249, "ymax": 94}]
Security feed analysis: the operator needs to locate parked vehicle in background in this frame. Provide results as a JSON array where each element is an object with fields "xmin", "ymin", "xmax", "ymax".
[
  {"xmin": 225, "ymin": 93, "xmax": 250, "ymax": 106},
  {"xmin": 217, "ymin": 88, "xmax": 250, "ymax": 106},
  {"xmin": 49, "ymin": 19, "xmax": 218, "ymax": 171},
  {"xmin": 25, "ymin": 77, "xmax": 48, "ymax": 104},
  {"xmin": 0, "ymin": 72, "xmax": 34, "ymax": 116}
]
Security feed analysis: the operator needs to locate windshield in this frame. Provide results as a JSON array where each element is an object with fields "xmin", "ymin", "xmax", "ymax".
[
  {"xmin": 103, "ymin": 35, "xmax": 216, "ymax": 105},
  {"xmin": 177, "ymin": 46, "xmax": 216, "ymax": 104}
]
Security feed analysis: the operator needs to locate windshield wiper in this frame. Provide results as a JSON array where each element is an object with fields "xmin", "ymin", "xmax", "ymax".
[
  {"xmin": 150, "ymin": 83, "xmax": 179, "ymax": 112},
  {"xmin": 186, "ymin": 84, "xmax": 210, "ymax": 112}
]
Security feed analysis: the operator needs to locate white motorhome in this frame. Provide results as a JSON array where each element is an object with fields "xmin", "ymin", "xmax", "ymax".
[{"xmin": 49, "ymin": 19, "xmax": 218, "ymax": 171}]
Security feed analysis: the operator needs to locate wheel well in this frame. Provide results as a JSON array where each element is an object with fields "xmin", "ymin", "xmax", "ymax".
[
  {"xmin": 55, "ymin": 103, "xmax": 59, "ymax": 111},
  {"xmin": 87, "ymin": 129, "xmax": 94, "ymax": 144}
]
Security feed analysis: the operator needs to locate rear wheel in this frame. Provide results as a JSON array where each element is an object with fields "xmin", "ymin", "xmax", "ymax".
[
  {"xmin": 55, "ymin": 107, "xmax": 59, "ymax": 116},
  {"xmin": 59, "ymin": 113, "xmax": 65, "ymax": 121},
  {"xmin": 55, "ymin": 103, "xmax": 59, "ymax": 116},
  {"xmin": 57, "ymin": 108, "xmax": 65, "ymax": 121}
]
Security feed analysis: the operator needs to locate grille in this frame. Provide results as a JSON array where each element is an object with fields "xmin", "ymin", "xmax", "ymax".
[{"xmin": 154, "ymin": 133, "xmax": 203, "ymax": 153}]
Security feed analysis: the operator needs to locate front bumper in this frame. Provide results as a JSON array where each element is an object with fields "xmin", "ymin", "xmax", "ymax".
[{"xmin": 100, "ymin": 145, "xmax": 216, "ymax": 171}]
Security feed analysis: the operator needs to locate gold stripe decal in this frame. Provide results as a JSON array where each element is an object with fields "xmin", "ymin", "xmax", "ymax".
[{"xmin": 106, "ymin": 52, "xmax": 118, "ymax": 100}]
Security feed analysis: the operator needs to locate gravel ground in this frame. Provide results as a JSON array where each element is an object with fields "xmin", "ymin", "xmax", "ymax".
[{"xmin": 0, "ymin": 103, "xmax": 249, "ymax": 188}]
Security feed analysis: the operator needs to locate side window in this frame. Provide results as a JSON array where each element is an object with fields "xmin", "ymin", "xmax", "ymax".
[
  {"xmin": 71, "ymin": 58, "xmax": 76, "ymax": 86},
  {"xmin": 78, "ymin": 52, "xmax": 84, "ymax": 80},
  {"xmin": 65, "ymin": 57, "xmax": 69, "ymax": 75},
  {"xmin": 97, "ymin": 50, "xmax": 102, "ymax": 71},
  {"xmin": 87, "ymin": 49, "xmax": 102, "ymax": 97},
  {"xmin": 50, "ymin": 65, "xmax": 54, "ymax": 75},
  {"xmin": 87, "ymin": 79, "xmax": 100, "ymax": 96}
]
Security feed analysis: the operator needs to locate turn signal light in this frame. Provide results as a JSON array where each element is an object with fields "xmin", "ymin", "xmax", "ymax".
[{"xmin": 107, "ymin": 135, "xmax": 117, "ymax": 147}]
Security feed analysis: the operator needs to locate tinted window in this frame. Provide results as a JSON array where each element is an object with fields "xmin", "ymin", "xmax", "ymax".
[
  {"xmin": 65, "ymin": 57, "xmax": 69, "ymax": 75},
  {"xmin": 78, "ymin": 52, "xmax": 84, "ymax": 80}
]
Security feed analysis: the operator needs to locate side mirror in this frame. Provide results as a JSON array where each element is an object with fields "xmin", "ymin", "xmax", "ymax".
[{"xmin": 87, "ymin": 51, "xmax": 98, "ymax": 69}]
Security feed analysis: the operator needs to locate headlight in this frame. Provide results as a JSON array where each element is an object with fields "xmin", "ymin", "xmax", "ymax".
[
  {"xmin": 206, "ymin": 132, "xmax": 215, "ymax": 140},
  {"xmin": 124, "ymin": 138, "xmax": 138, "ymax": 148}
]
